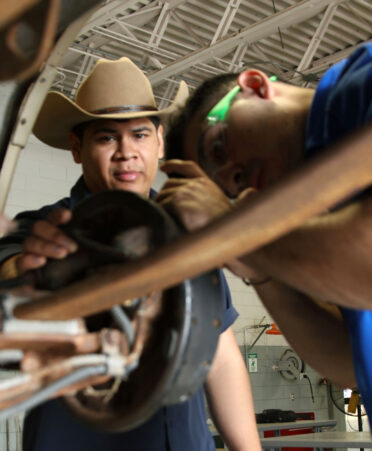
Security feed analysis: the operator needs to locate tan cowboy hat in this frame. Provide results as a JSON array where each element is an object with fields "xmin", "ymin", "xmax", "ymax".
[{"xmin": 33, "ymin": 57, "xmax": 189, "ymax": 150}]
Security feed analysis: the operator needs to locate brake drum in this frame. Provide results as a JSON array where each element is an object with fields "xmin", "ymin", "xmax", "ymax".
[{"xmin": 57, "ymin": 190, "xmax": 223, "ymax": 432}]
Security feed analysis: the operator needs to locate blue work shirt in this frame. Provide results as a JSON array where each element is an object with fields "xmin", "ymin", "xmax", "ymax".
[
  {"xmin": 0, "ymin": 177, "xmax": 238, "ymax": 451},
  {"xmin": 305, "ymin": 43, "xmax": 372, "ymax": 426}
]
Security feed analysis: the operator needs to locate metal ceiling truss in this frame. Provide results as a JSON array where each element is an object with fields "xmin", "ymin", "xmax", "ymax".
[{"xmin": 52, "ymin": 0, "xmax": 371, "ymax": 104}]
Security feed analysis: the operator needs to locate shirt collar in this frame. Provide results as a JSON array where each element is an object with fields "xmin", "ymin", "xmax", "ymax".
[
  {"xmin": 69, "ymin": 176, "xmax": 91, "ymax": 209},
  {"xmin": 70, "ymin": 175, "xmax": 157, "ymax": 207}
]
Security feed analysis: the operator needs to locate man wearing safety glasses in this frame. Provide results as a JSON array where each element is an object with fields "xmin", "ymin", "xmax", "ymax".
[{"xmin": 157, "ymin": 43, "xmax": 372, "ymax": 427}]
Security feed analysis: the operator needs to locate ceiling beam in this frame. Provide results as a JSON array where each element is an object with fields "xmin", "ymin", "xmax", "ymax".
[
  {"xmin": 297, "ymin": 3, "xmax": 338, "ymax": 72},
  {"xmin": 167, "ymin": 0, "xmax": 187, "ymax": 6},
  {"xmin": 149, "ymin": 2, "xmax": 172, "ymax": 47},
  {"xmin": 290, "ymin": 42, "xmax": 362, "ymax": 83},
  {"xmin": 62, "ymin": 1, "xmax": 157, "ymax": 67},
  {"xmin": 158, "ymin": 80, "xmax": 176, "ymax": 108},
  {"xmin": 148, "ymin": 0, "xmax": 346, "ymax": 85},
  {"xmin": 71, "ymin": 43, "xmax": 94, "ymax": 97},
  {"xmin": 124, "ymin": 0, "xmax": 187, "ymax": 27},
  {"xmin": 124, "ymin": 3, "xmax": 162, "ymax": 27},
  {"xmin": 228, "ymin": 42, "xmax": 248, "ymax": 71},
  {"xmin": 79, "ymin": 0, "xmax": 143, "ymax": 35},
  {"xmin": 249, "ymin": 43, "xmax": 287, "ymax": 78},
  {"xmin": 115, "ymin": 19, "xmax": 138, "ymax": 38},
  {"xmin": 91, "ymin": 26, "xmax": 179, "ymax": 61},
  {"xmin": 172, "ymin": 10, "xmax": 206, "ymax": 47},
  {"xmin": 342, "ymin": 2, "xmax": 372, "ymax": 30},
  {"xmin": 143, "ymin": 2, "xmax": 172, "ymax": 70},
  {"xmin": 210, "ymin": 0, "xmax": 242, "ymax": 45}
]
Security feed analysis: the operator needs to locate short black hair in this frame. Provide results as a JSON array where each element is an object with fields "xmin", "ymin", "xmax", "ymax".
[
  {"xmin": 71, "ymin": 121, "xmax": 92, "ymax": 142},
  {"xmin": 71, "ymin": 116, "xmax": 161, "ymax": 143},
  {"xmin": 166, "ymin": 73, "xmax": 238, "ymax": 161}
]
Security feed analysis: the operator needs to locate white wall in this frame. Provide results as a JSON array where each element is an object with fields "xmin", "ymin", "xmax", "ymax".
[
  {"xmin": 4, "ymin": 135, "xmax": 82, "ymax": 218},
  {"xmin": 224, "ymin": 270, "xmax": 288, "ymax": 346}
]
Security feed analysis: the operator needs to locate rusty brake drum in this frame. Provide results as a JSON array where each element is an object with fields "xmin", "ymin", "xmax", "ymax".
[{"xmin": 53, "ymin": 190, "xmax": 224, "ymax": 432}]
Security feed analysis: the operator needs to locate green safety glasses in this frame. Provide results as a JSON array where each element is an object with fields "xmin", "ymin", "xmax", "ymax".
[
  {"xmin": 206, "ymin": 85, "xmax": 241, "ymax": 125},
  {"xmin": 206, "ymin": 75, "xmax": 278, "ymax": 126}
]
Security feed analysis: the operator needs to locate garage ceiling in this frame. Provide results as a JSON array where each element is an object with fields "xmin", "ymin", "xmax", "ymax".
[{"xmin": 55, "ymin": 0, "xmax": 372, "ymax": 108}]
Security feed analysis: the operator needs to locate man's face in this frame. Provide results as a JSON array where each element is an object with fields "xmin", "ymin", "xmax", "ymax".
[
  {"xmin": 71, "ymin": 118, "xmax": 164, "ymax": 196},
  {"xmin": 183, "ymin": 76, "xmax": 299, "ymax": 198}
]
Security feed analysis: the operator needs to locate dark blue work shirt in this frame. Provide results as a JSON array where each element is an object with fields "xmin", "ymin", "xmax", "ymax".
[
  {"xmin": 305, "ymin": 43, "xmax": 372, "ymax": 428},
  {"xmin": 0, "ymin": 176, "xmax": 238, "ymax": 451}
]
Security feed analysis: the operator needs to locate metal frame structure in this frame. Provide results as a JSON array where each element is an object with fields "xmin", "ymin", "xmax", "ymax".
[{"xmin": 54, "ymin": 0, "xmax": 371, "ymax": 104}]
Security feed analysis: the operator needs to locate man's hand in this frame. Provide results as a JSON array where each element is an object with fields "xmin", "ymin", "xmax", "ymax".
[
  {"xmin": 158, "ymin": 160, "xmax": 268, "ymax": 282},
  {"xmin": 16, "ymin": 208, "xmax": 77, "ymax": 274},
  {"xmin": 157, "ymin": 159, "xmax": 233, "ymax": 230}
]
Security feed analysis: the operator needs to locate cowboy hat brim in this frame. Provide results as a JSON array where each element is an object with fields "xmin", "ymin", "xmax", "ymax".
[{"xmin": 33, "ymin": 80, "xmax": 189, "ymax": 150}]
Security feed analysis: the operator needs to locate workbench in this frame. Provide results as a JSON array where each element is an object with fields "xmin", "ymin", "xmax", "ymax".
[
  {"xmin": 212, "ymin": 418, "xmax": 337, "ymax": 450},
  {"xmin": 261, "ymin": 430, "xmax": 372, "ymax": 450},
  {"xmin": 258, "ymin": 418, "xmax": 337, "ymax": 435}
]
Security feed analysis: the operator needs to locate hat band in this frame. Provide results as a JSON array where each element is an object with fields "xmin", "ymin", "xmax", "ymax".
[{"xmin": 90, "ymin": 105, "xmax": 159, "ymax": 114}]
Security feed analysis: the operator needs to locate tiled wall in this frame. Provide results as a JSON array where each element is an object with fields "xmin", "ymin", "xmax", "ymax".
[
  {"xmin": 223, "ymin": 270, "xmax": 288, "ymax": 346},
  {"xmin": 0, "ymin": 371, "xmax": 23, "ymax": 451},
  {"xmin": 4, "ymin": 135, "xmax": 82, "ymax": 218},
  {"xmin": 0, "ymin": 415, "xmax": 22, "ymax": 451},
  {"xmin": 244, "ymin": 345, "xmax": 344, "ymax": 423}
]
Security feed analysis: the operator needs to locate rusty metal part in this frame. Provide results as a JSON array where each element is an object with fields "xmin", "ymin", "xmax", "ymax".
[
  {"xmin": 0, "ymin": 354, "xmax": 107, "ymax": 408},
  {"xmin": 0, "ymin": 280, "xmax": 222, "ymax": 430},
  {"xmin": 0, "ymin": 0, "xmax": 102, "ymax": 81},
  {"xmin": 13, "ymin": 125, "xmax": 372, "ymax": 322},
  {"xmin": 131, "ymin": 292, "xmax": 163, "ymax": 356},
  {"xmin": 0, "ymin": 0, "xmax": 40, "ymax": 30},
  {"xmin": 0, "ymin": 190, "xmax": 224, "ymax": 431},
  {"xmin": 0, "ymin": 298, "xmax": 100, "ymax": 353},
  {"xmin": 0, "ymin": 331, "xmax": 101, "ymax": 354},
  {"xmin": 0, "ymin": 0, "xmax": 102, "ymax": 212},
  {"xmin": 0, "ymin": 328, "xmax": 129, "ymax": 412},
  {"xmin": 0, "ymin": 0, "xmax": 60, "ymax": 81},
  {"xmin": 62, "ymin": 275, "xmax": 223, "ymax": 432},
  {"xmin": 83, "ymin": 377, "xmax": 122, "ymax": 405}
]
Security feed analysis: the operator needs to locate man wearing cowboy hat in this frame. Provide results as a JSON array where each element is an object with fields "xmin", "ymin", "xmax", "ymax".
[{"xmin": 0, "ymin": 57, "xmax": 261, "ymax": 451}]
